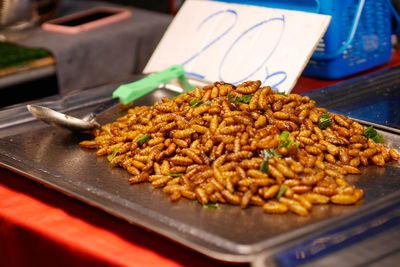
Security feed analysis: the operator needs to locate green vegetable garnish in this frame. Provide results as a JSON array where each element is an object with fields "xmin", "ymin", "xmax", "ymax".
[
  {"xmin": 107, "ymin": 147, "xmax": 119, "ymax": 162},
  {"xmin": 227, "ymin": 94, "xmax": 253, "ymax": 104},
  {"xmin": 239, "ymin": 94, "xmax": 253, "ymax": 104},
  {"xmin": 281, "ymin": 140, "xmax": 300, "ymax": 148},
  {"xmin": 195, "ymin": 201, "xmax": 219, "ymax": 210},
  {"xmin": 228, "ymin": 94, "xmax": 239, "ymax": 104},
  {"xmin": 259, "ymin": 160, "xmax": 269, "ymax": 173},
  {"xmin": 362, "ymin": 126, "xmax": 384, "ymax": 143},
  {"xmin": 280, "ymin": 131, "xmax": 289, "ymax": 141},
  {"xmin": 372, "ymin": 135, "xmax": 384, "ymax": 143},
  {"xmin": 318, "ymin": 113, "xmax": 332, "ymax": 129},
  {"xmin": 319, "ymin": 113, "xmax": 331, "ymax": 120},
  {"xmin": 166, "ymin": 173, "xmax": 183, "ymax": 177},
  {"xmin": 190, "ymin": 98, "xmax": 202, "ymax": 108},
  {"xmin": 276, "ymin": 185, "xmax": 288, "ymax": 199},
  {"xmin": 279, "ymin": 131, "xmax": 299, "ymax": 148},
  {"xmin": 363, "ymin": 126, "xmax": 376, "ymax": 137},
  {"xmin": 276, "ymin": 91, "xmax": 288, "ymax": 96},
  {"xmin": 203, "ymin": 203, "xmax": 219, "ymax": 210},
  {"xmin": 259, "ymin": 149, "xmax": 281, "ymax": 173},
  {"xmin": 137, "ymin": 133, "xmax": 150, "ymax": 145}
]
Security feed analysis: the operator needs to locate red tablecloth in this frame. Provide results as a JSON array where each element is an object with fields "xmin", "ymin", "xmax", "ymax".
[
  {"xmin": 0, "ymin": 168, "xmax": 231, "ymax": 267},
  {"xmin": 1, "ymin": 49, "xmax": 399, "ymax": 267}
]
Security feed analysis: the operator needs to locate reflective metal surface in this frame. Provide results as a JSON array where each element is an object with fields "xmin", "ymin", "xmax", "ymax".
[
  {"xmin": 0, "ymin": 78, "xmax": 399, "ymax": 263},
  {"xmin": 26, "ymin": 104, "xmax": 101, "ymax": 131},
  {"xmin": 253, "ymin": 196, "xmax": 400, "ymax": 267},
  {"xmin": 305, "ymin": 66, "xmax": 400, "ymax": 132},
  {"xmin": 25, "ymin": 76, "xmax": 202, "ymax": 132}
]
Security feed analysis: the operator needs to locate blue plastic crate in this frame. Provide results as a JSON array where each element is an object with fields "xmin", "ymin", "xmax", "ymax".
[{"xmin": 213, "ymin": 0, "xmax": 400, "ymax": 79}]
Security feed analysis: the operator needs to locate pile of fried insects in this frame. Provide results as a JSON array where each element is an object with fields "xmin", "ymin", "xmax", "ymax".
[{"xmin": 80, "ymin": 80, "xmax": 400, "ymax": 216}]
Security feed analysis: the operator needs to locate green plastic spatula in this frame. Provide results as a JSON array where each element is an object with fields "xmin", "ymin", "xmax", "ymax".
[
  {"xmin": 113, "ymin": 64, "xmax": 194, "ymax": 105},
  {"xmin": 27, "ymin": 65, "xmax": 195, "ymax": 132}
]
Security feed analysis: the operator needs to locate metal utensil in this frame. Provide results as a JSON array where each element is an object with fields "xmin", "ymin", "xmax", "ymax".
[
  {"xmin": 26, "ymin": 97, "xmax": 118, "ymax": 131},
  {"xmin": 27, "ymin": 65, "xmax": 194, "ymax": 132}
]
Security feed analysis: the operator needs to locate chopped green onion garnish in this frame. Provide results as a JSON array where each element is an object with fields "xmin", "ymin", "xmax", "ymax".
[
  {"xmin": 227, "ymin": 94, "xmax": 253, "ymax": 104},
  {"xmin": 318, "ymin": 120, "xmax": 331, "ymax": 129},
  {"xmin": 190, "ymin": 98, "xmax": 202, "ymax": 108},
  {"xmin": 260, "ymin": 160, "xmax": 269, "ymax": 173},
  {"xmin": 107, "ymin": 147, "xmax": 119, "ymax": 162},
  {"xmin": 319, "ymin": 113, "xmax": 330, "ymax": 120},
  {"xmin": 203, "ymin": 203, "xmax": 219, "ymax": 210},
  {"xmin": 137, "ymin": 133, "xmax": 150, "ymax": 145},
  {"xmin": 363, "ymin": 126, "xmax": 376, "ymax": 137},
  {"xmin": 276, "ymin": 185, "xmax": 288, "ymax": 199},
  {"xmin": 276, "ymin": 91, "xmax": 288, "ymax": 96},
  {"xmin": 228, "ymin": 94, "xmax": 239, "ymax": 104},
  {"xmin": 239, "ymin": 94, "xmax": 253, "ymax": 104},
  {"xmin": 363, "ymin": 126, "xmax": 384, "ymax": 143},
  {"xmin": 279, "ymin": 131, "xmax": 299, "ymax": 148},
  {"xmin": 280, "ymin": 141, "xmax": 289, "ymax": 147},
  {"xmin": 281, "ymin": 140, "xmax": 300, "ymax": 148},
  {"xmin": 318, "ymin": 113, "xmax": 332, "ymax": 129},
  {"xmin": 372, "ymin": 135, "xmax": 384, "ymax": 143},
  {"xmin": 280, "ymin": 131, "xmax": 289, "ymax": 141},
  {"xmin": 166, "ymin": 173, "xmax": 183, "ymax": 177}
]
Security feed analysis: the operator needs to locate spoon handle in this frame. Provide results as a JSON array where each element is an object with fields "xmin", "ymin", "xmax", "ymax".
[
  {"xmin": 81, "ymin": 97, "xmax": 119, "ymax": 122},
  {"xmin": 82, "ymin": 66, "xmax": 194, "ymax": 123},
  {"xmin": 112, "ymin": 65, "xmax": 194, "ymax": 105}
]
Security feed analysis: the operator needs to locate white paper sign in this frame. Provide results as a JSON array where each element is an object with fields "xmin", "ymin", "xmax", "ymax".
[{"xmin": 144, "ymin": 0, "xmax": 331, "ymax": 93}]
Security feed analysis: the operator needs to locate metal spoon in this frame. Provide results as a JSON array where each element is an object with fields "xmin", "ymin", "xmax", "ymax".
[
  {"xmin": 26, "ymin": 65, "xmax": 199, "ymax": 132},
  {"xmin": 26, "ymin": 97, "xmax": 119, "ymax": 132}
]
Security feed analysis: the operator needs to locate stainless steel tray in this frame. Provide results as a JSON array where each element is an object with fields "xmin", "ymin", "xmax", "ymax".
[{"xmin": 0, "ymin": 77, "xmax": 399, "ymax": 263}]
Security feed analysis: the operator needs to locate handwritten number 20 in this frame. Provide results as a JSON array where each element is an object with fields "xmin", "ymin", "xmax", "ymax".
[
  {"xmin": 181, "ymin": 10, "xmax": 238, "ymax": 67},
  {"xmin": 182, "ymin": 10, "xmax": 287, "ymax": 91},
  {"xmin": 219, "ymin": 16, "xmax": 285, "ymax": 85}
]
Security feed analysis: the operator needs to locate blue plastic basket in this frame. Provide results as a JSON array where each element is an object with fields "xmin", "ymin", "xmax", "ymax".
[
  {"xmin": 303, "ymin": 0, "xmax": 394, "ymax": 79},
  {"xmin": 213, "ymin": 0, "xmax": 400, "ymax": 79}
]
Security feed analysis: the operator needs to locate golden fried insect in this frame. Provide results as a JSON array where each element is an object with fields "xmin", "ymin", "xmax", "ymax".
[
  {"xmin": 262, "ymin": 201, "xmax": 288, "ymax": 214},
  {"xmin": 80, "ymin": 80, "xmax": 399, "ymax": 216}
]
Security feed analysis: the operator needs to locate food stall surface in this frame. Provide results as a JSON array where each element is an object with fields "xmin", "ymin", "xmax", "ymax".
[{"xmin": 0, "ymin": 47, "xmax": 399, "ymax": 267}]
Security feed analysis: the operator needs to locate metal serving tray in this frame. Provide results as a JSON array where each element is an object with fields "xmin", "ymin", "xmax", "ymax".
[
  {"xmin": 0, "ymin": 76, "xmax": 399, "ymax": 263},
  {"xmin": 253, "ymin": 66, "xmax": 400, "ymax": 266}
]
